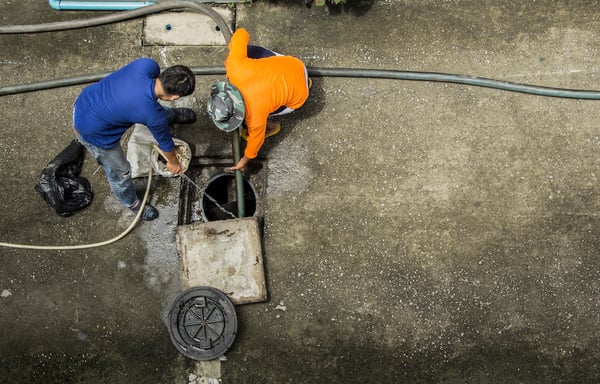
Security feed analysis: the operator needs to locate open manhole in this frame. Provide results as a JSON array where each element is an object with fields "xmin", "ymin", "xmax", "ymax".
[
  {"xmin": 178, "ymin": 157, "xmax": 266, "ymax": 225},
  {"xmin": 167, "ymin": 286, "xmax": 238, "ymax": 361},
  {"xmin": 201, "ymin": 173, "xmax": 257, "ymax": 222}
]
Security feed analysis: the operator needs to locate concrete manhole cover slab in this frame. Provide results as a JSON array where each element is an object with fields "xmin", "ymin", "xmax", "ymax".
[{"xmin": 176, "ymin": 217, "xmax": 267, "ymax": 304}]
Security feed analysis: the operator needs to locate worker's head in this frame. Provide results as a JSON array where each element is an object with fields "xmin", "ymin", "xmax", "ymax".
[
  {"xmin": 207, "ymin": 81, "xmax": 245, "ymax": 132},
  {"xmin": 159, "ymin": 65, "xmax": 196, "ymax": 98}
]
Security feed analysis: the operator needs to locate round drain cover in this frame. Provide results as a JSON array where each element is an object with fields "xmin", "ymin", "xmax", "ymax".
[{"xmin": 167, "ymin": 286, "xmax": 237, "ymax": 360}]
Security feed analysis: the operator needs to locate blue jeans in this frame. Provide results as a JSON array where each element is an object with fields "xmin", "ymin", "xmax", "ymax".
[
  {"xmin": 76, "ymin": 133, "xmax": 138, "ymax": 208},
  {"xmin": 73, "ymin": 106, "xmax": 176, "ymax": 208}
]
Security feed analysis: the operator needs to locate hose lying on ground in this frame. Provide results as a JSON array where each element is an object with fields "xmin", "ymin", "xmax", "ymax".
[
  {"xmin": 4, "ymin": 66, "xmax": 600, "ymax": 99},
  {"xmin": 1, "ymin": 2, "xmax": 600, "ymax": 99}
]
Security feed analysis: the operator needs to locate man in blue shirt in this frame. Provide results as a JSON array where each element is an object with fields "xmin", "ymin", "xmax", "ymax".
[{"xmin": 73, "ymin": 58, "xmax": 196, "ymax": 221}]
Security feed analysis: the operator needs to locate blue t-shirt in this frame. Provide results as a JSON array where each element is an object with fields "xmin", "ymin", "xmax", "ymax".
[{"xmin": 73, "ymin": 58, "xmax": 174, "ymax": 152}]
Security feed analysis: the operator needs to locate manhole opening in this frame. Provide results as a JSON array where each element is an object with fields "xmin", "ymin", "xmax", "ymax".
[
  {"xmin": 178, "ymin": 157, "xmax": 266, "ymax": 225},
  {"xmin": 201, "ymin": 173, "xmax": 257, "ymax": 221}
]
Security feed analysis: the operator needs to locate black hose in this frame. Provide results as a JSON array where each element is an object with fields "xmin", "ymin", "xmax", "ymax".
[
  {"xmin": 3, "ymin": 66, "xmax": 600, "ymax": 100},
  {"xmin": 0, "ymin": 67, "xmax": 226, "ymax": 96},
  {"xmin": 0, "ymin": 73, "xmax": 110, "ymax": 95},
  {"xmin": 307, "ymin": 67, "xmax": 600, "ymax": 100}
]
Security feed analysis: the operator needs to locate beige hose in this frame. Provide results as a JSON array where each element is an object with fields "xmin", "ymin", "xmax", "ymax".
[{"xmin": 0, "ymin": 146, "xmax": 161, "ymax": 250}]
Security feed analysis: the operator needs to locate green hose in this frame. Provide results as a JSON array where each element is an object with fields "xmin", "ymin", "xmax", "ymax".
[{"xmin": 231, "ymin": 130, "xmax": 245, "ymax": 218}]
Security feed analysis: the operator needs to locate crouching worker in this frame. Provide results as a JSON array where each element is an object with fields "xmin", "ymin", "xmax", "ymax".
[
  {"xmin": 73, "ymin": 58, "xmax": 196, "ymax": 221},
  {"xmin": 207, "ymin": 27, "xmax": 311, "ymax": 171}
]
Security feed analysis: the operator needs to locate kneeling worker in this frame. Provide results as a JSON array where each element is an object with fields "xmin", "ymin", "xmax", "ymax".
[{"xmin": 208, "ymin": 28, "xmax": 310, "ymax": 171}]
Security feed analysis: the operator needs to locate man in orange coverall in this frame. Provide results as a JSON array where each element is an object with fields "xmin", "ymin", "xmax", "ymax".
[{"xmin": 207, "ymin": 28, "xmax": 311, "ymax": 171}]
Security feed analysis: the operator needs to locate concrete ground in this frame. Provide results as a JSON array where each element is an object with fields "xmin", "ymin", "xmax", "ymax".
[{"xmin": 1, "ymin": 0, "xmax": 600, "ymax": 383}]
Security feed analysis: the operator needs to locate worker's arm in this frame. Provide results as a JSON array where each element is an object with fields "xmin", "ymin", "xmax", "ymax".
[
  {"xmin": 231, "ymin": 155, "xmax": 250, "ymax": 171},
  {"xmin": 228, "ymin": 28, "xmax": 250, "ymax": 61},
  {"xmin": 231, "ymin": 121, "xmax": 264, "ymax": 172}
]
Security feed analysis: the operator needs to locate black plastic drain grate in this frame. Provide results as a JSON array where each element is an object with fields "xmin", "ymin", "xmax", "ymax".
[{"xmin": 167, "ymin": 286, "xmax": 238, "ymax": 360}]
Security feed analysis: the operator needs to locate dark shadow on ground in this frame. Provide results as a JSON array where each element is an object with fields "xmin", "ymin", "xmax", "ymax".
[{"xmin": 263, "ymin": 0, "xmax": 375, "ymax": 17}]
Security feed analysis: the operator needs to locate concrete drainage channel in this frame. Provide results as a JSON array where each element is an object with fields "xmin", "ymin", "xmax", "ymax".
[
  {"xmin": 143, "ymin": 8, "xmax": 260, "ymax": 366},
  {"xmin": 166, "ymin": 156, "xmax": 268, "ymax": 368}
]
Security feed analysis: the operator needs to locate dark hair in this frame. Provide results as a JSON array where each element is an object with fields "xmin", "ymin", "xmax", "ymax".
[{"xmin": 159, "ymin": 65, "xmax": 195, "ymax": 97}]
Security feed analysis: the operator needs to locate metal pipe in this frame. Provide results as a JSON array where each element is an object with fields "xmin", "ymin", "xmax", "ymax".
[{"xmin": 48, "ymin": 0, "xmax": 154, "ymax": 11}]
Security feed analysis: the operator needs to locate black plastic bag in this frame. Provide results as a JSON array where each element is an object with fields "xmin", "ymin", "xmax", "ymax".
[{"xmin": 35, "ymin": 140, "xmax": 93, "ymax": 217}]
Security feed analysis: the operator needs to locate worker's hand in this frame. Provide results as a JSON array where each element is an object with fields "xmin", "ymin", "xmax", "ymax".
[
  {"xmin": 230, "ymin": 156, "xmax": 249, "ymax": 172},
  {"xmin": 166, "ymin": 159, "xmax": 182, "ymax": 175},
  {"xmin": 161, "ymin": 148, "xmax": 183, "ymax": 175}
]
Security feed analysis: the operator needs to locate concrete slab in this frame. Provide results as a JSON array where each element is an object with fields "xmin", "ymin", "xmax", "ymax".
[
  {"xmin": 143, "ymin": 9, "xmax": 234, "ymax": 46},
  {"xmin": 176, "ymin": 217, "xmax": 267, "ymax": 305}
]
